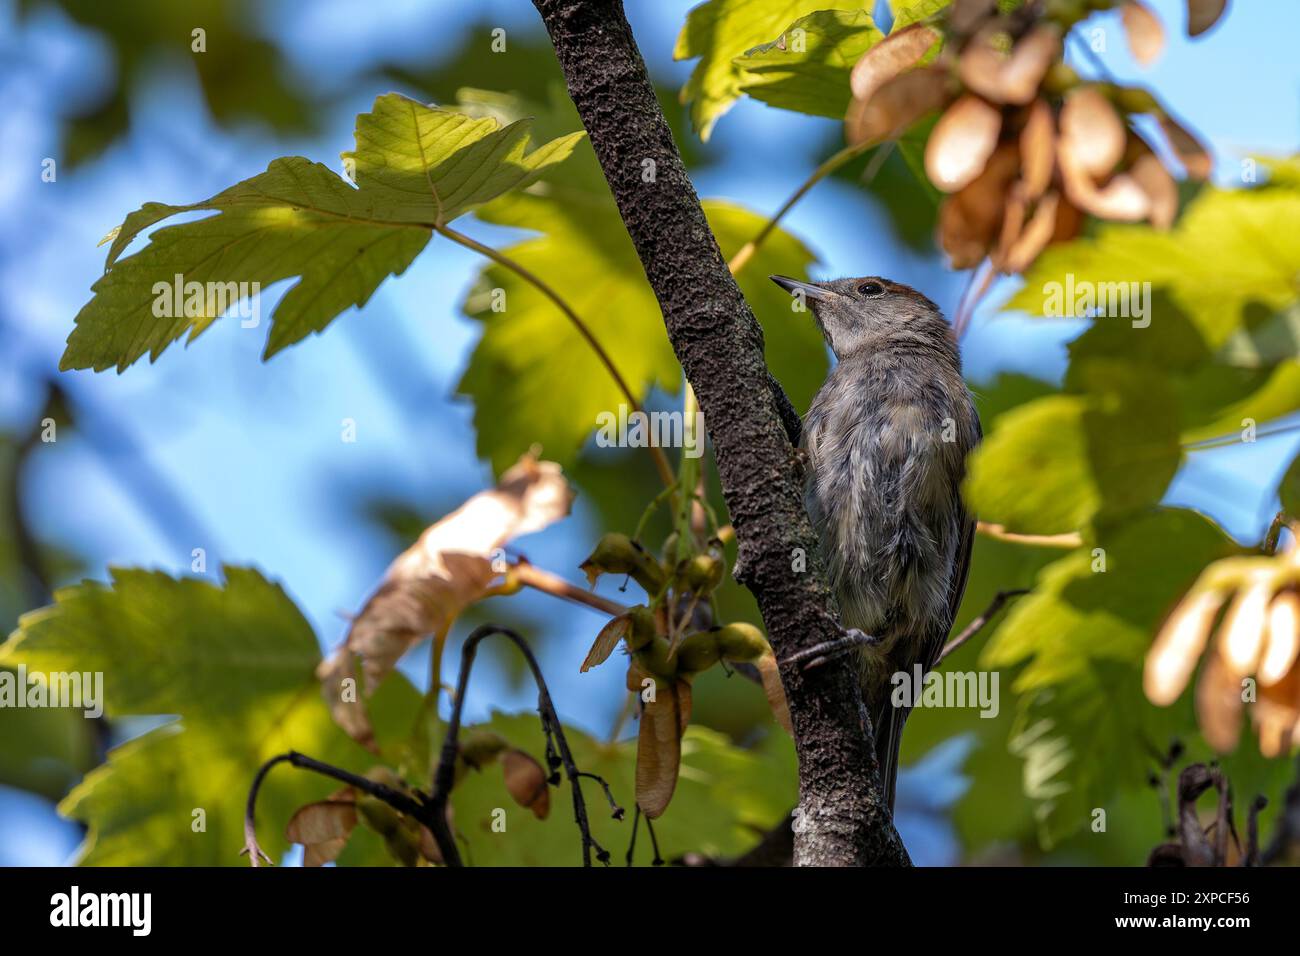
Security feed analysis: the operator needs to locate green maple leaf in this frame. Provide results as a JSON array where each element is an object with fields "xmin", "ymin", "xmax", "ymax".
[
  {"xmin": 981, "ymin": 510, "xmax": 1230, "ymax": 847},
  {"xmin": 674, "ymin": 0, "xmax": 836, "ymax": 139},
  {"xmin": 1007, "ymin": 185, "xmax": 1300, "ymax": 352},
  {"xmin": 0, "ymin": 567, "xmax": 373, "ymax": 865},
  {"xmin": 444, "ymin": 88, "xmax": 825, "ymax": 473},
  {"xmin": 62, "ymin": 93, "xmax": 583, "ymax": 372},
  {"xmin": 964, "ymin": 360, "xmax": 1182, "ymax": 537},
  {"xmin": 888, "ymin": 0, "xmax": 951, "ymax": 31},
  {"xmin": 734, "ymin": 9, "xmax": 883, "ymax": 119},
  {"xmin": 458, "ymin": 194, "xmax": 824, "ymax": 472}
]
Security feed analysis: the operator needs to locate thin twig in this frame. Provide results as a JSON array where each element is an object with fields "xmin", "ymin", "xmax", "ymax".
[
  {"xmin": 1261, "ymin": 754, "xmax": 1300, "ymax": 865},
  {"xmin": 939, "ymin": 588, "xmax": 1031, "ymax": 662},
  {"xmin": 625, "ymin": 804, "xmax": 665, "ymax": 867},
  {"xmin": 577, "ymin": 772, "xmax": 625, "ymax": 820},
  {"xmin": 242, "ymin": 750, "xmax": 429, "ymax": 867},
  {"xmin": 429, "ymin": 623, "xmax": 613, "ymax": 866},
  {"xmin": 511, "ymin": 560, "xmax": 630, "ymax": 617},
  {"xmin": 954, "ymin": 259, "xmax": 996, "ymax": 339},
  {"xmin": 726, "ymin": 140, "xmax": 895, "ymax": 275},
  {"xmin": 1262, "ymin": 510, "xmax": 1287, "ymax": 554},
  {"xmin": 977, "ymin": 521, "xmax": 1082, "ymax": 548},
  {"xmin": 435, "ymin": 222, "xmax": 676, "ymax": 491},
  {"xmin": 244, "ymin": 627, "xmax": 615, "ymax": 868},
  {"xmin": 1245, "ymin": 796, "xmax": 1268, "ymax": 867}
]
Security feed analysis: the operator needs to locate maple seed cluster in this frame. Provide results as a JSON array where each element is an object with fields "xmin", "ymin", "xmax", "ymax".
[
  {"xmin": 844, "ymin": 0, "xmax": 1219, "ymax": 272},
  {"xmin": 578, "ymin": 531, "xmax": 791, "ymax": 818},
  {"xmin": 1146, "ymin": 532, "xmax": 1300, "ymax": 758}
]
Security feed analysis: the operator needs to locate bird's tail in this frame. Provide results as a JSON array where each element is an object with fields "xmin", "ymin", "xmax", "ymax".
[{"xmin": 873, "ymin": 695, "xmax": 907, "ymax": 814}]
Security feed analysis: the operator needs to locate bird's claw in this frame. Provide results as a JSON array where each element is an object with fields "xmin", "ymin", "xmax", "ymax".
[
  {"xmin": 782, "ymin": 628, "xmax": 880, "ymax": 671},
  {"xmin": 789, "ymin": 446, "xmax": 810, "ymax": 484}
]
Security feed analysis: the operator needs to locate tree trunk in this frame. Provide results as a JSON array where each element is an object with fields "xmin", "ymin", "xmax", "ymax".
[{"xmin": 531, "ymin": 0, "xmax": 909, "ymax": 866}]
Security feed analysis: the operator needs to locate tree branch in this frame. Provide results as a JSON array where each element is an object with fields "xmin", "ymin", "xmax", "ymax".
[
  {"xmin": 938, "ymin": 588, "xmax": 1030, "ymax": 663},
  {"xmin": 532, "ymin": 0, "xmax": 907, "ymax": 866},
  {"xmin": 429, "ymin": 623, "xmax": 614, "ymax": 866},
  {"xmin": 242, "ymin": 750, "xmax": 432, "ymax": 867},
  {"xmin": 244, "ymin": 625, "xmax": 618, "ymax": 867}
]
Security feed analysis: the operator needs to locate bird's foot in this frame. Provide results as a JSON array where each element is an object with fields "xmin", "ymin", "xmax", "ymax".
[
  {"xmin": 782, "ymin": 628, "xmax": 880, "ymax": 671},
  {"xmin": 789, "ymin": 446, "xmax": 810, "ymax": 485}
]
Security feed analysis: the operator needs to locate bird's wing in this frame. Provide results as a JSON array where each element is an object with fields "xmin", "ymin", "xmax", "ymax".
[
  {"xmin": 927, "ymin": 406, "xmax": 981, "ymax": 674},
  {"xmin": 875, "ymin": 410, "xmax": 981, "ymax": 810}
]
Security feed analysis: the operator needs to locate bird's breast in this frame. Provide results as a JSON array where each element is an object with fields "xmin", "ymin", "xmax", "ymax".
[{"xmin": 802, "ymin": 364, "xmax": 975, "ymax": 636}]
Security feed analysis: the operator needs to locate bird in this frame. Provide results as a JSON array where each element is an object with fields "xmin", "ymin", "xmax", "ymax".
[{"xmin": 770, "ymin": 274, "xmax": 981, "ymax": 813}]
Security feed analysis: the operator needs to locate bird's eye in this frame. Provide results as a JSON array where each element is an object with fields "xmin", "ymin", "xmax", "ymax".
[{"xmin": 856, "ymin": 281, "xmax": 885, "ymax": 297}]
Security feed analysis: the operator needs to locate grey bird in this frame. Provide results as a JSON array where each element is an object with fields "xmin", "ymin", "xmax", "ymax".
[{"xmin": 771, "ymin": 274, "xmax": 981, "ymax": 812}]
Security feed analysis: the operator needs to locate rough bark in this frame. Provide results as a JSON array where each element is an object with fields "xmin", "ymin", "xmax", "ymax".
[{"xmin": 531, "ymin": 0, "xmax": 908, "ymax": 866}]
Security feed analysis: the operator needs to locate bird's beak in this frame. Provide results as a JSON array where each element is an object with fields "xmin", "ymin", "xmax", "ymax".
[{"xmin": 770, "ymin": 275, "xmax": 835, "ymax": 302}]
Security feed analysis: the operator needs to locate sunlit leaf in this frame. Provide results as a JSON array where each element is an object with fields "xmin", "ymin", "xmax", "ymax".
[
  {"xmin": 674, "ymin": 0, "xmax": 831, "ymax": 139},
  {"xmin": 735, "ymin": 9, "xmax": 883, "ymax": 119},
  {"xmin": 63, "ymin": 94, "xmax": 583, "ymax": 372},
  {"xmin": 0, "ymin": 567, "xmax": 368, "ymax": 865}
]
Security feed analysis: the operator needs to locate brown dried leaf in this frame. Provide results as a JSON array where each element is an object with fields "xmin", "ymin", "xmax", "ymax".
[
  {"xmin": 1051, "ymin": 195, "xmax": 1084, "ymax": 243},
  {"xmin": 315, "ymin": 651, "xmax": 375, "ymax": 751},
  {"xmin": 1129, "ymin": 151, "xmax": 1178, "ymax": 227},
  {"xmin": 1122, "ymin": 1, "xmax": 1166, "ymax": 65},
  {"xmin": 959, "ymin": 23, "xmax": 1060, "ymax": 106},
  {"xmin": 1158, "ymin": 112, "xmax": 1212, "ymax": 179},
  {"xmin": 997, "ymin": 190, "xmax": 1059, "ymax": 274},
  {"xmin": 626, "ymin": 658, "xmax": 652, "ymax": 694},
  {"xmin": 849, "ymin": 24, "xmax": 941, "ymax": 101},
  {"xmin": 1256, "ymin": 664, "xmax": 1300, "ymax": 757},
  {"xmin": 755, "ymin": 652, "xmax": 793, "ymax": 736},
  {"xmin": 926, "ymin": 94, "xmax": 1003, "ymax": 192},
  {"xmin": 285, "ymin": 792, "xmax": 357, "ymax": 867},
  {"xmin": 502, "ymin": 749, "xmax": 551, "ymax": 820},
  {"xmin": 846, "ymin": 67, "xmax": 950, "ymax": 147},
  {"xmin": 937, "ymin": 143, "xmax": 1019, "ymax": 267},
  {"xmin": 1019, "ymin": 98, "xmax": 1056, "ymax": 199},
  {"xmin": 581, "ymin": 613, "xmax": 632, "ymax": 673},
  {"xmin": 1260, "ymin": 591, "xmax": 1300, "ymax": 686},
  {"xmin": 636, "ymin": 683, "xmax": 683, "ymax": 818},
  {"xmin": 1218, "ymin": 575, "xmax": 1271, "ymax": 676},
  {"xmin": 676, "ymin": 678, "xmax": 693, "ymax": 734},
  {"xmin": 1058, "ymin": 143, "xmax": 1149, "ymax": 221},
  {"xmin": 1060, "ymin": 87, "xmax": 1125, "ymax": 179},
  {"xmin": 1186, "ymin": 0, "xmax": 1227, "ymax": 37},
  {"xmin": 1196, "ymin": 652, "xmax": 1243, "ymax": 753},
  {"xmin": 1145, "ymin": 589, "xmax": 1224, "ymax": 706},
  {"xmin": 321, "ymin": 451, "xmax": 572, "ymax": 746}
]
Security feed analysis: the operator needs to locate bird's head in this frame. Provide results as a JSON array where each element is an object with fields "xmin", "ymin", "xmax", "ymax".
[{"xmin": 769, "ymin": 275, "xmax": 956, "ymax": 364}]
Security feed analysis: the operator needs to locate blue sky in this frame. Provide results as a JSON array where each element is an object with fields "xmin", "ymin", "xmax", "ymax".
[{"xmin": 1, "ymin": 0, "xmax": 1297, "ymax": 865}]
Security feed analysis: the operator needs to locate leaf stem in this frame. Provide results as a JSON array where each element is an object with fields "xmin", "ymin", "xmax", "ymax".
[
  {"xmin": 435, "ymin": 222, "xmax": 676, "ymax": 490},
  {"xmin": 511, "ymin": 561, "xmax": 630, "ymax": 617},
  {"xmin": 727, "ymin": 140, "xmax": 895, "ymax": 276},
  {"xmin": 976, "ymin": 521, "xmax": 1082, "ymax": 548},
  {"xmin": 938, "ymin": 588, "xmax": 1030, "ymax": 663}
]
